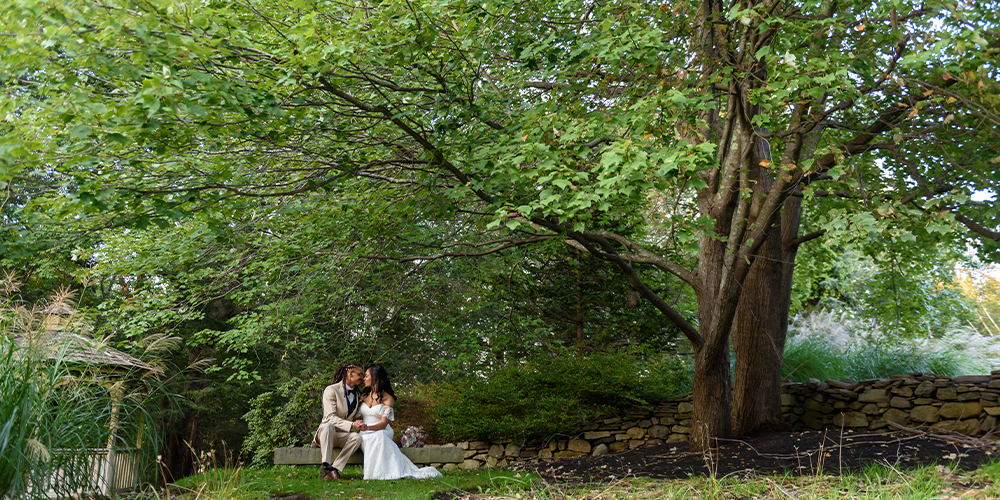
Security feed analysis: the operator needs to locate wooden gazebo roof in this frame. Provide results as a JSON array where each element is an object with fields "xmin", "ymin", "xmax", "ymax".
[{"xmin": 11, "ymin": 330, "xmax": 154, "ymax": 373}]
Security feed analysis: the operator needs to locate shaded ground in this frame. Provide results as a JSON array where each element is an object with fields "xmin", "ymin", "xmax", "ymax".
[{"xmin": 511, "ymin": 430, "xmax": 999, "ymax": 482}]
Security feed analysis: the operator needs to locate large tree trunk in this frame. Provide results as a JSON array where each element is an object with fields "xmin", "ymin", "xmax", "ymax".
[
  {"xmin": 730, "ymin": 137, "xmax": 806, "ymax": 436},
  {"xmin": 731, "ymin": 227, "xmax": 787, "ymax": 436},
  {"xmin": 689, "ymin": 228, "xmax": 738, "ymax": 452},
  {"xmin": 690, "ymin": 338, "xmax": 733, "ymax": 451},
  {"xmin": 731, "ymin": 154, "xmax": 786, "ymax": 436}
]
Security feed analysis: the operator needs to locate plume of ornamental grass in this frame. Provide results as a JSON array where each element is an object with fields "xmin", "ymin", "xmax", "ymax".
[
  {"xmin": 0, "ymin": 274, "xmax": 165, "ymax": 498},
  {"xmin": 782, "ymin": 309, "xmax": 1000, "ymax": 382}
]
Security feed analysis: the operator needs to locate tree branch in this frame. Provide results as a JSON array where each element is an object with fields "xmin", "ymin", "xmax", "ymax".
[
  {"xmin": 784, "ymin": 230, "xmax": 826, "ymax": 249},
  {"xmin": 568, "ymin": 232, "xmax": 705, "ymax": 348},
  {"xmin": 361, "ymin": 236, "xmax": 555, "ymax": 262},
  {"xmin": 563, "ymin": 234, "xmax": 699, "ymax": 290},
  {"xmin": 953, "ymin": 213, "xmax": 1000, "ymax": 241}
]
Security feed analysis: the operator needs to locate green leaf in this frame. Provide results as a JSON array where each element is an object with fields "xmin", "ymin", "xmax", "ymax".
[
  {"xmin": 926, "ymin": 222, "xmax": 951, "ymax": 234},
  {"xmin": 106, "ymin": 133, "xmax": 128, "ymax": 145},
  {"xmin": 69, "ymin": 125, "xmax": 92, "ymax": 139}
]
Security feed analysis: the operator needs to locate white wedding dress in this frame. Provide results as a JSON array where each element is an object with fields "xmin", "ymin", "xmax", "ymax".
[{"xmin": 359, "ymin": 403, "xmax": 442, "ymax": 480}]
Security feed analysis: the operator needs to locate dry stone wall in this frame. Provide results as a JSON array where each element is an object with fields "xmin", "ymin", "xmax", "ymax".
[
  {"xmin": 438, "ymin": 395, "xmax": 696, "ymax": 470},
  {"xmin": 781, "ymin": 372, "xmax": 1000, "ymax": 435},
  {"xmin": 437, "ymin": 372, "xmax": 1000, "ymax": 470}
]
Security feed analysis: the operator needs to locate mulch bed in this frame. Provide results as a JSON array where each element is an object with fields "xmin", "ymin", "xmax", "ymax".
[{"xmin": 511, "ymin": 430, "xmax": 1000, "ymax": 482}]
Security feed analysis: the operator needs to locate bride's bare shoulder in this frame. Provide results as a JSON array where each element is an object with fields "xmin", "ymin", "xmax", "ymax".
[{"xmin": 381, "ymin": 394, "xmax": 395, "ymax": 407}]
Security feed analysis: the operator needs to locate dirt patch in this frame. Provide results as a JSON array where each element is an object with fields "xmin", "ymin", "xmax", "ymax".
[{"xmin": 512, "ymin": 430, "xmax": 1000, "ymax": 482}]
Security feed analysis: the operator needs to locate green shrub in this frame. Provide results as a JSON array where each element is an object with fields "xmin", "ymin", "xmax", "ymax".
[
  {"xmin": 391, "ymin": 382, "xmax": 441, "ymax": 443},
  {"xmin": 242, "ymin": 373, "xmax": 331, "ymax": 468},
  {"xmin": 426, "ymin": 351, "xmax": 689, "ymax": 443},
  {"xmin": 2, "ymin": 339, "xmax": 99, "ymax": 497}
]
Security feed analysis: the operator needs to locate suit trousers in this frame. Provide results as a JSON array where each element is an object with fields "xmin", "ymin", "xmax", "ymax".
[{"xmin": 316, "ymin": 422, "xmax": 362, "ymax": 471}]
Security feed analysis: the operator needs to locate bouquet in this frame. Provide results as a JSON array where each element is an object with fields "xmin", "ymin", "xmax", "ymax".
[{"xmin": 400, "ymin": 426, "xmax": 426, "ymax": 448}]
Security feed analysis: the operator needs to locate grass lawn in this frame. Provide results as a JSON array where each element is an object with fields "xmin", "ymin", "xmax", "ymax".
[
  {"xmin": 168, "ymin": 460, "xmax": 1000, "ymax": 499},
  {"xmin": 169, "ymin": 465, "xmax": 538, "ymax": 500}
]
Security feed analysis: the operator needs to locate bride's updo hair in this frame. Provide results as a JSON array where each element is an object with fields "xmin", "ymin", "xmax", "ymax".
[{"xmin": 363, "ymin": 364, "xmax": 397, "ymax": 404}]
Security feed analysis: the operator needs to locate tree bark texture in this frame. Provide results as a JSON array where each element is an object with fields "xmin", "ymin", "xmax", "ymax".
[{"xmin": 690, "ymin": 337, "xmax": 733, "ymax": 450}]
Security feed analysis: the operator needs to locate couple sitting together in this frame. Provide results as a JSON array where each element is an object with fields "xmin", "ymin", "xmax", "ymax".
[{"xmin": 311, "ymin": 363, "xmax": 441, "ymax": 481}]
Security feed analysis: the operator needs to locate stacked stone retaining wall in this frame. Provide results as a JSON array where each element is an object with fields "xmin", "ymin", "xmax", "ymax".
[
  {"xmin": 781, "ymin": 372, "xmax": 1000, "ymax": 435},
  {"xmin": 439, "ymin": 395, "xmax": 696, "ymax": 470}
]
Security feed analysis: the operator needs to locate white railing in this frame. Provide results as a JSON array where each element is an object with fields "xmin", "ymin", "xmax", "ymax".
[{"xmin": 31, "ymin": 447, "xmax": 143, "ymax": 498}]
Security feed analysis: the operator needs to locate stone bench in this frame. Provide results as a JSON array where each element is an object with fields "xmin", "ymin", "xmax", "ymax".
[{"xmin": 274, "ymin": 446, "xmax": 464, "ymax": 465}]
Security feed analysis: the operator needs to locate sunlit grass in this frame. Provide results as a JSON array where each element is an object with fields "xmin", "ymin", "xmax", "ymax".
[{"xmin": 167, "ymin": 465, "xmax": 540, "ymax": 500}]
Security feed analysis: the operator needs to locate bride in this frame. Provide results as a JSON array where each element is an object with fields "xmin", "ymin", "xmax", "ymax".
[{"xmin": 358, "ymin": 365, "xmax": 442, "ymax": 480}]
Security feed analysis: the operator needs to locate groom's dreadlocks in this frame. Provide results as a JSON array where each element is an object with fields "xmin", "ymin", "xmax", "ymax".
[{"xmin": 332, "ymin": 362, "xmax": 363, "ymax": 384}]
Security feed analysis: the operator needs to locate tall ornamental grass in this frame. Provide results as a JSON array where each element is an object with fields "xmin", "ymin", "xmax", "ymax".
[
  {"xmin": 1, "ymin": 281, "xmax": 159, "ymax": 498},
  {"xmin": 0, "ymin": 338, "xmax": 120, "ymax": 498},
  {"xmin": 781, "ymin": 309, "xmax": 1000, "ymax": 382}
]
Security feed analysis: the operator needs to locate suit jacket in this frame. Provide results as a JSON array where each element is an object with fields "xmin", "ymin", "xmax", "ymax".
[{"xmin": 320, "ymin": 382, "xmax": 361, "ymax": 433}]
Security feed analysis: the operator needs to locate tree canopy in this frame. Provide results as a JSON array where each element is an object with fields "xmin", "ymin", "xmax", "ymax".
[{"xmin": 2, "ymin": 0, "xmax": 998, "ymax": 450}]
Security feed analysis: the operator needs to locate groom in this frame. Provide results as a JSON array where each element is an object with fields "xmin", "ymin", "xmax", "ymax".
[{"xmin": 311, "ymin": 363, "xmax": 368, "ymax": 481}]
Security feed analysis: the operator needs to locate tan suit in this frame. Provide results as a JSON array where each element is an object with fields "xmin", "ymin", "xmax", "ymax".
[{"xmin": 311, "ymin": 382, "xmax": 362, "ymax": 470}]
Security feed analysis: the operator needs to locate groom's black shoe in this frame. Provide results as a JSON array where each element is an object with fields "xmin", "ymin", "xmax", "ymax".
[
  {"xmin": 319, "ymin": 465, "xmax": 336, "ymax": 480},
  {"xmin": 320, "ymin": 465, "xmax": 342, "ymax": 481}
]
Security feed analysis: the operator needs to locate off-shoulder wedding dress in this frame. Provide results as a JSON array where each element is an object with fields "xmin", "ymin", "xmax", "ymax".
[{"xmin": 358, "ymin": 403, "xmax": 442, "ymax": 480}]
